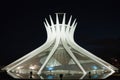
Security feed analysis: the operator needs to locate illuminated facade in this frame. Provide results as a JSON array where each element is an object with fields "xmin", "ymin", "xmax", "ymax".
[{"xmin": 3, "ymin": 13, "xmax": 117, "ymax": 79}]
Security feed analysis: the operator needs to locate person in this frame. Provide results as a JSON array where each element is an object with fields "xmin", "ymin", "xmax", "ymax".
[
  {"xmin": 59, "ymin": 74, "xmax": 63, "ymax": 80},
  {"xmin": 88, "ymin": 71, "xmax": 91, "ymax": 79},
  {"xmin": 30, "ymin": 71, "xmax": 33, "ymax": 79}
]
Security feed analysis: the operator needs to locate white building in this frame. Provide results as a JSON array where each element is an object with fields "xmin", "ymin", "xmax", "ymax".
[{"xmin": 2, "ymin": 13, "xmax": 118, "ymax": 79}]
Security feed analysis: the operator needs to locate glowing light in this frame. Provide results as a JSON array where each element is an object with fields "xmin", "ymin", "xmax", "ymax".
[
  {"xmin": 92, "ymin": 65, "xmax": 98, "ymax": 70},
  {"xmin": 29, "ymin": 65, "xmax": 37, "ymax": 70},
  {"xmin": 47, "ymin": 67, "xmax": 54, "ymax": 71},
  {"xmin": 16, "ymin": 66, "xmax": 23, "ymax": 69}
]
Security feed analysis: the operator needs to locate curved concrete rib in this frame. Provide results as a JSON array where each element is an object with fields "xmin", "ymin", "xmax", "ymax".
[{"xmin": 3, "ymin": 13, "xmax": 117, "ymax": 79}]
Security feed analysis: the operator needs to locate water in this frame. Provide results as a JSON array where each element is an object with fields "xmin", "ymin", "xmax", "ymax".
[{"xmin": 0, "ymin": 71, "xmax": 120, "ymax": 80}]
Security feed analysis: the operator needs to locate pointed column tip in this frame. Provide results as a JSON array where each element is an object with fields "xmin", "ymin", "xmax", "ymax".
[
  {"xmin": 45, "ymin": 18, "xmax": 50, "ymax": 27},
  {"xmin": 62, "ymin": 13, "xmax": 66, "ymax": 24},
  {"xmin": 49, "ymin": 15, "xmax": 54, "ymax": 25}
]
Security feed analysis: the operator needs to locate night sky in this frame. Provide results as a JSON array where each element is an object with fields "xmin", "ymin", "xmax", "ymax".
[{"xmin": 0, "ymin": 1, "xmax": 120, "ymax": 66}]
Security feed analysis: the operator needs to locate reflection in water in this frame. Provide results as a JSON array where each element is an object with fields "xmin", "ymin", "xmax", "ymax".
[
  {"xmin": 92, "ymin": 74, "xmax": 99, "ymax": 79},
  {"xmin": 9, "ymin": 67, "xmax": 112, "ymax": 79},
  {"xmin": 47, "ymin": 75, "xmax": 54, "ymax": 79}
]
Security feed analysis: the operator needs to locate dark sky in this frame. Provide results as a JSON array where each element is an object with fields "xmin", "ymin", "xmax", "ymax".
[{"xmin": 0, "ymin": 0, "xmax": 120, "ymax": 66}]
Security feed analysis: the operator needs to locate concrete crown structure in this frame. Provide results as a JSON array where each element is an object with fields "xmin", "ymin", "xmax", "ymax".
[{"xmin": 2, "ymin": 13, "xmax": 118, "ymax": 79}]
